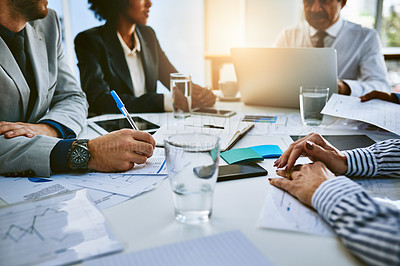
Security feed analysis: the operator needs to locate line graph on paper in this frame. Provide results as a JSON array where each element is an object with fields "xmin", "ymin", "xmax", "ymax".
[
  {"xmin": 258, "ymin": 185, "xmax": 334, "ymax": 236},
  {"xmin": 0, "ymin": 190, "xmax": 122, "ymax": 266},
  {"xmin": 0, "ymin": 194, "xmax": 83, "ymax": 265}
]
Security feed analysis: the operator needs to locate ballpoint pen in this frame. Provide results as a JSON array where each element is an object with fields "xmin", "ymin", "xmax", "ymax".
[{"xmin": 110, "ymin": 90, "xmax": 139, "ymax": 130}]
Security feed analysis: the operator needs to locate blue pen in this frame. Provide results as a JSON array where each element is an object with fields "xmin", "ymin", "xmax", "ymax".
[{"xmin": 110, "ymin": 90, "xmax": 139, "ymax": 130}]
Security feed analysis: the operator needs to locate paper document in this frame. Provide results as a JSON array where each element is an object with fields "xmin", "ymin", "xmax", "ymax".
[
  {"xmin": 258, "ymin": 184, "xmax": 334, "ymax": 236},
  {"xmin": 85, "ymin": 231, "xmax": 272, "ymax": 266},
  {"xmin": 0, "ymin": 176, "xmax": 131, "ymax": 210},
  {"xmin": 322, "ymin": 93, "xmax": 400, "ymax": 135},
  {"xmin": 54, "ymin": 172, "xmax": 165, "ymax": 197},
  {"xmin": 153, "ymin": 117, "xmax": 254, "ymax": 151},
  {"xmin": 0, "ymin": 189, "xmax": 122, "ymax": 266}
]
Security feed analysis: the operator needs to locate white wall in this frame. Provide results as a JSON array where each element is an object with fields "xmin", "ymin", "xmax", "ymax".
[
  {"xmin": 148, "ymin": 0, "xmax": 205, "ymax": 88},
  {"xmin": 48, "ymin": 0, "xmax": 205, "ymax": 88}
]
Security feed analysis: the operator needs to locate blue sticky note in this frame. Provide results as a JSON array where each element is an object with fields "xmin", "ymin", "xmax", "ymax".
[
  {"xmin": 250, "ymin": 145, "xmax": 283, "ymax": 158},
  {"xmin": 220, "ymin": 148, "xmax": 264, "ymax": 165}
]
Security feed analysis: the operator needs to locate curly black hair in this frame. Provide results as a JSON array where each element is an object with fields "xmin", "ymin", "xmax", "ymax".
[{"xmin": 88, "ymin": 0, "xmax": 129, "ymax": 21}]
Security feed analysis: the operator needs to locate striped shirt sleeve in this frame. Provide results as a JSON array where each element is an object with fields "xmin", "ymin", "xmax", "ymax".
[
  {"xmin": 344, "ymin": 139, "xmax": 400, "ymax": 177},
  {"xmin": 313, "ymin": 176, "xmax": 400, "ymax": 265}
]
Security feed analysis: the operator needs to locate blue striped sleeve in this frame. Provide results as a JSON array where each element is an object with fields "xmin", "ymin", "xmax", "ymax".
[
  {"xmin": 344, "ymin": 139, "xmax": 400, "ymax": 178},
  {"xmin": 312, "ymin": 176, "xmax": 400, "ymax": 265}
]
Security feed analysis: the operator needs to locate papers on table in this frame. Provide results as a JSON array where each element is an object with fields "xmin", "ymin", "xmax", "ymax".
[
  {"xmin": 85, "ymin": 231, "xmax": 273, "ymax": 266},
  {"xmin": 322, "ymin": 93, "xmax": 400, "ymax": 135},
  {"xmin": 0, "ymin": 148, "xmax": 167, "ymax": 209},
  {"xmin": 0, "ymin": 189, "xmax": 122, "ymax": 266},
  {"xmin": 258, "ymin": 184, "xmax": 334, "ymax": 236}
]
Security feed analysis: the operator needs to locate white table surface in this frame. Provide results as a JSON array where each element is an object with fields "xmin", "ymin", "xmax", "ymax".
[{"xmin": 2, "ymin": 99, "xmax": 398, "ymax": 265}]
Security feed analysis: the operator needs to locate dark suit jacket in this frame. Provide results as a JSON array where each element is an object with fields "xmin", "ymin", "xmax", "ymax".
[{"xmin": 74, "ymin": 22, "xmax": 177, "ymax": 115}]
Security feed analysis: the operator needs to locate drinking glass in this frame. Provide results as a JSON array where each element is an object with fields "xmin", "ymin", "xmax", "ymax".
[
  {"xmin": 164, "ymin": 134, "xmax": 220, "ymax": 224},
  {"xmin": 170, "ymin": 73, "xmax": 192, "ymax": 119},
  {"xmin": 299, "ymin": 86, "xmax": 329, "ymax": 126}
]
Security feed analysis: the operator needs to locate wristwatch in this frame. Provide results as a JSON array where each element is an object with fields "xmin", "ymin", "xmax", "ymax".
[{"xmin": 68, "ymin": 139, "xmax": 91, "ymax": 170}]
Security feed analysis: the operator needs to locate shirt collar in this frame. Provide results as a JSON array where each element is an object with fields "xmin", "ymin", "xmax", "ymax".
[
  {"xmin": 117, "ymin": 29, "xmax": 141, "ymax": 56},
  {"xmin": 309, "ymin": 16, "xmax": 343, "ymax": 38},
  {"xmin": 0, "ymin": 24, "xmax": 25, "ymax": 45}
]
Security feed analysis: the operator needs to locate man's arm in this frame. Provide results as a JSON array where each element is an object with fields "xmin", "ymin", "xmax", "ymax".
[
  {"xmin": 343, "ymin": 30, "xmax": 391, "ymax": 97},
  {"xmin": 313, "ymin": 176, "xmax": 400, "ymax": 265}
]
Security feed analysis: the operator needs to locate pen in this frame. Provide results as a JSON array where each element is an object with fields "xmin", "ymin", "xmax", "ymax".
[{"xmin": 110, "ymin": 90, "xmax": 139, "ymax": 130}]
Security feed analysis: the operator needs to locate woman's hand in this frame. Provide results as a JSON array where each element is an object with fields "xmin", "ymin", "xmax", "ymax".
[
  {"xmin": 274, "ymin": 133, "xmax": 348, "ymax": 175},
  {"xmin": 270, "ymin": 161, "xmax": 335, "ymax": 208}
]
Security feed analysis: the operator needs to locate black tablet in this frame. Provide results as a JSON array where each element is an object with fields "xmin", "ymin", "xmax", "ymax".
[
  {"xmin": 217, "ymin": 163, "xmax": 268, "ymax": 182},
  {"xmin": 89, "ymin": 116, "xmax": 160, "ymax": 135}
]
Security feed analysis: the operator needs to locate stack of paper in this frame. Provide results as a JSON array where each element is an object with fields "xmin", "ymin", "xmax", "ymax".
[
  {"xmin": 0, "ymin": 148, "xmax": 168, "ymax": 210},
  {"xmin": 0, "ymin": 190, "xmax": 122, "ymax": 266}
]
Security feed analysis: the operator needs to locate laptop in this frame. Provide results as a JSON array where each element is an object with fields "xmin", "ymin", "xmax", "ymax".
[{"xmin": 231, "ymin": 48, "xmax": 338, "ymax": 109}]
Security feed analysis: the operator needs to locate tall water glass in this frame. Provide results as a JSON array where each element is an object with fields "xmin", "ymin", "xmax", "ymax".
[
  {"xmin": 170, "ymin": 73, "xmax": 192, "ymax": 119},
  {"xmin": 164, "ymin": 134, "xmax": 220, "ymax": 224},
  {"xmin": 299, "ymin": 86, "xmax": 329, "ymax": 126}
]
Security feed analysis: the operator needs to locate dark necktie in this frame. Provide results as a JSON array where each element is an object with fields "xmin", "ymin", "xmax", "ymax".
[
  {"xmin": 11, "ymin": 32, "xmax": 37, "ymax": 120},
  {"xmin": 11, "ymin": 33, "xmax": 27, "ymax": 79},
  {"xmin": 315, "ymin": 31, "xmax": 328, "ymax": 48}
]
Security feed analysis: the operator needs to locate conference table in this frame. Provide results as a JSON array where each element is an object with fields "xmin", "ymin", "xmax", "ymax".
[
  {"xmin": 1, "ymin": 98, "xmax": 398, "ymax": 265},
  {"xmin": 83, "ymin": 98, "xmax": 398, "ymax": 266}
]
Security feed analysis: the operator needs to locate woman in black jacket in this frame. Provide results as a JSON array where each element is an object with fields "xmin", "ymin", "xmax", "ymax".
[{"xmin": 75, "ymin": 0, "xmax": 216, "ymax": 116}]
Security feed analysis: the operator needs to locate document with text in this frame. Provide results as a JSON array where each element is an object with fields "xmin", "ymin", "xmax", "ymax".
[
  {"xmin": 258, "ymin": 184, "xmax": 334, "ymax": 236},
  {"xmin": 322, "ymin": 93, "xmax": 400, "ymax": 135}
]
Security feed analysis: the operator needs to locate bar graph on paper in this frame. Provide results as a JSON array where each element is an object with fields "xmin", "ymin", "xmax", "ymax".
[
  {"xmin": 258, "ymin": 185, "xmax": 334, "ymax": 236},
  {"xmin": 0, "ymin": 190, "xmax": 122, "ymax": 266}
]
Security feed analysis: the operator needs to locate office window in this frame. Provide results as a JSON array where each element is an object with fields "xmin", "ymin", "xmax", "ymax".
[{"xmin": 381, "ymin": 0, "xmax": 400, "ymax": 47}]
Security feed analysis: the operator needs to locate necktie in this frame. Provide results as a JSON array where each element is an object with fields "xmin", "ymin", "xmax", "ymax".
[
  {"xmin": 315, "ymin": 31, "xmax": 328, "ymax": 48},
  {"xmin": 11, "ymin": 32, "xmax": 37, "ymax": 120},
  {"xmin": 11, "ymin": 33, "xmax": 27, "ymax": 79}
]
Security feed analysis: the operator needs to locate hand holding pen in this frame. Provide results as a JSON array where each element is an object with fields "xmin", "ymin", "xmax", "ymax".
[{"xmin": 110, "ymin": 90, "xmax": 139, "ymax": 130}]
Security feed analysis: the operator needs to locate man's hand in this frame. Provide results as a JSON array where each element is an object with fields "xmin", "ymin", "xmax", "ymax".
[
  {"xmin": 192, "ymin": 84, "xmax": 216, "ymax": 108},
  {"xmin": 338, "ymin": 79, "xmax": 351, "ymax": 95},
  {"xmin": 87, "ymin": 129, "xmax": 155, "ymax": 173},
  {"xmin": 360, "ymin": 90, "xmax": 399, "ymax": 104},
  {"xmin": 274, "ymin": 133, "xmax": 348, "ymax": 175},
  {"xmin": 0, "ymin": 122, "xmax": 59, "ymax": 138},
  {"xmin": 270, "ymin": 161, "xmax": 335, "ymax": 208}
]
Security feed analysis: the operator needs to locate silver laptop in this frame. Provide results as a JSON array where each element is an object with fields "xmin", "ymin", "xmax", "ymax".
[{"xmin": 231, "ymin": 48, "xmax": 338, "ymax": 109}]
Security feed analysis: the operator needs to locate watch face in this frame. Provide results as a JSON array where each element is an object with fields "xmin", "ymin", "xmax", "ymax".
[{"xmin": 71, "ymin": 146, "xmax": 90, "ymax": 167}]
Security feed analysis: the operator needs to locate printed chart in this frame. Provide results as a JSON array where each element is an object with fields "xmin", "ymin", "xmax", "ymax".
[{"xmin": 0, "ymin": 190, "xmax": 122, "ymax": 266}]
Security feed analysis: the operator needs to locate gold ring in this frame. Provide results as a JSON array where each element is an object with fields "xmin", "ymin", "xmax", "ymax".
[{"xmin": 286, "ymin": 169, "xmax": 294, "ymax": 180}]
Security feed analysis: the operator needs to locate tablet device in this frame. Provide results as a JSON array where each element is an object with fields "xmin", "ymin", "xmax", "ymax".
[
  {"xmin": 89, "ymin": 116, "xmax": 160, "ymax": 135},
  {"xmin": 217, "ymin": 163, "xmax": 267, "ymax": 182},
  {"xmin": 290, "ymin": 135, "xmax": 375, "ymax": 151},
  {"xmin": 191, "ymin": 107, "xmax": 236, "ymax": 117}
]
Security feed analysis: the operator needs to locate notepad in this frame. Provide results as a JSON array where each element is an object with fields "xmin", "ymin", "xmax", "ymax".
[
  {"xmin": 84, "ymin": 231, "xmax": 273, "ymax": 266},
  {"xmin": 220, "ymin": 145, "xmax": 283, "ymax": 164},
  {"xmin": 250, "ymin": 145, "xmax": 283, "ymax": 158},
  {"xmin": 153, "ymin": 117, "xmax": 254, "ymax": 152},
  {"xmin": 220, "ymin": 148, "xmax": 264, "ymax": 164}
]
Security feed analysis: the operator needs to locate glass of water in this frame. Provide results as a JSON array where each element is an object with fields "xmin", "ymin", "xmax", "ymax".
[
  {"xmin": 170, "ymin": 73, "xmax": 192, "ymax": 119},
  {"xmin": 299, "ymin": 86, "xmax": 330, "ymax": 126},
  {"xmin": 164, "ymin": 134, "xmax": 220, "ymax": 224}
]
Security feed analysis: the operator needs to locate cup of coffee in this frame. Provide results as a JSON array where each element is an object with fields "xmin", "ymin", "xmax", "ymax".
[{"xmin": 219, "ymin": 81, "xmax": 239, "ymax": 97}]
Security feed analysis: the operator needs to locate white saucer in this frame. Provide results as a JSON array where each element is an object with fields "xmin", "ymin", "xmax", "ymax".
[{"xmin": 215, "ymin": 90, "xmax": 241, "ymax": 102}]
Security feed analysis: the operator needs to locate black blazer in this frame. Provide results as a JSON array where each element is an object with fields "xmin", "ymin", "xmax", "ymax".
[{"xmin": 74, "ymin": 22, "xmax": 177, "ymax": 115}]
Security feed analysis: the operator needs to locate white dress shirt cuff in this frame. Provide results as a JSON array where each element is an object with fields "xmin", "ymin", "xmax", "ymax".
[
  {"xmin": 342, "ymin": 79, "xmax": 363, "ymax": 97},
  {"xmin": 163, "ymin": 93, "xmax": 173, "ymax": 112}
]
